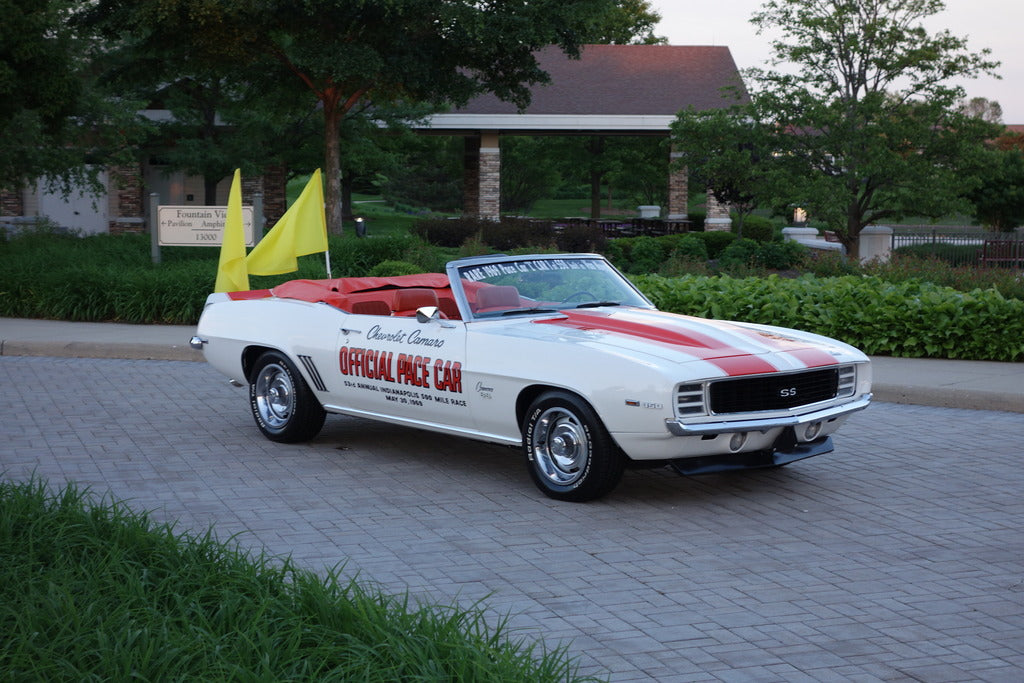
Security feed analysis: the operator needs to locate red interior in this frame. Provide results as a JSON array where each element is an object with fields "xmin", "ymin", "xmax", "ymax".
[{"xmin": 223, "ymin": 274, "xmax": 517, "ymax": 320}]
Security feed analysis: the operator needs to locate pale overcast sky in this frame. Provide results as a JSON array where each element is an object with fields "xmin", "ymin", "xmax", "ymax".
[{"xmin": 649, "ymin": 1, "xmax": 1024, "ymax": 123}]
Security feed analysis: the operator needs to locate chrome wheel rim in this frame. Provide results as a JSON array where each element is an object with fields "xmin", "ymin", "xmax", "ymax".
[
  {"xmin": 531, "ymin": 407, "xmax": 589, "ymax": 486},
  {"xmin": 254, "ymin": 363, "xmax": 293, "ymax": 430}
]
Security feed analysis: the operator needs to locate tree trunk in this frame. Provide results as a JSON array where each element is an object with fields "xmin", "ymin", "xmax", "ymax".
[
  {"xmin": 846, "ymin": 207, "xmax": 862, "ymax": 260},
  {"xmin": 323, "ymin": 105, "xmax": 343, "ymax": 235}
]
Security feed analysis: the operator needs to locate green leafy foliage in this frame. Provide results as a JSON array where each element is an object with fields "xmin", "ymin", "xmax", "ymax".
[
  {"xmin": 737, "ymin": 214, "xmax": 776, "ymax": 242},
  {"xmin": 632, "ymin": 273, "xmax": 1024, "ymax": 361},
  {"xmin": 0, "ymin": 477, "xmax": 596, "ymax": 681},
  {"xmin": 368, "ymin": 260, "xmax": 424, "ymax": 277},
  {"xmin": 3, "ymin": 229, "xmax": 1021, "ymax": 360},
  {"xmin": 679, "ymin": 0, "xmax": 1003, "ymax": 255},
  {"xmin": 412, "ymin": 217, "xmax": 556, "ymax": 250}
]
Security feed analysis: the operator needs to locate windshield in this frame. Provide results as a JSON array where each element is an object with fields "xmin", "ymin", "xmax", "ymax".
[{"xmin": 453, "ymin": 255, "xmax": 653, "ymax": 319}]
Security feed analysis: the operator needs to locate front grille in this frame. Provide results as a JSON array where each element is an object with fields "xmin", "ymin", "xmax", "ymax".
[{"xmin": 708, "ymin": 368, "xmax": 840, "ymax": 414}]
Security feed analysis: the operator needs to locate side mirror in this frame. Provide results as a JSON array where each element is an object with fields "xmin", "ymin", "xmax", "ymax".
[{"xmin": 415, "ymin": 306, "xmax": 440, "ymax": 323}]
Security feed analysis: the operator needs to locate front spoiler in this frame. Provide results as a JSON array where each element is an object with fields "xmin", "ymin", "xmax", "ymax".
[{"xmin": 669, "ymin": 435, "xmax": 834, "ymax": 476}]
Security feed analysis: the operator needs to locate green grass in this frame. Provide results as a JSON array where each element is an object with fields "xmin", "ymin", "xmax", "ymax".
[{"xmin": 0, "ymin": 477, "xmax": 599, "ymax": 681}]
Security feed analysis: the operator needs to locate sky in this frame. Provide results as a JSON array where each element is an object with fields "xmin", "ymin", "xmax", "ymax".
[{"xmin": 648, "ymin": 1, "xmax": 1024, "ymax": 123}]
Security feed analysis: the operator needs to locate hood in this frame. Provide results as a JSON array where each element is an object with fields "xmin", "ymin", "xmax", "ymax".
[{"xmin": 532, "ymin": 308, "xmax": 847, "ymax": 376}]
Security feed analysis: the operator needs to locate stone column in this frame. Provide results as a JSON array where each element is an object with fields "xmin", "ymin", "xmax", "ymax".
[
  {"xmin": 260, "ymin": 165, "xmax": 288, "ymax": 226},
  {"xmin": 666, "ymin": 150, "xmax": 688, "ymax": 220},
  {"xmin": 858, "ymin": 225, "xmax": 893, "ymax": 264},
  {"xmin": 0, "ymin": 187, "xmax": 24, "ymax": 216},
  {"xmin": 108, "ymin": 164, "xmax": 145, "ymax": 235},
  {"xmin": 704, "ymin": 190, "xmax": 732, "ymax": 231},
  {"xmin": 478, "ymin": 131, "xmax": 500, "ymax": 221}
]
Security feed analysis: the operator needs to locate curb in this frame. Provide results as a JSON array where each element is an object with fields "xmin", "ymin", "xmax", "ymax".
[
  {"xmin": 1, "ymin": 341, "xmax": 202, "ymax": 362},
  {"xmin": 872, "ymin": 383, "xmax": 1024, "ymax": 414}
]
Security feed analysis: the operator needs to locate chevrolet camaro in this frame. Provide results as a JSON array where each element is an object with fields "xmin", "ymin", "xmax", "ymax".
[{"xmin": 191, "ymin": 253, "xmax": 872, "ymax": 501}]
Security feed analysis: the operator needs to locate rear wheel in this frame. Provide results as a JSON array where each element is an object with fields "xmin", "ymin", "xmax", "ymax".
[
  {"xmin": 523, "ymin": 391, "xmax": 625, "ymax": 502},
  {"xmin": 249, "ymin": 351, "xmax": 325, "ymax": 443}
]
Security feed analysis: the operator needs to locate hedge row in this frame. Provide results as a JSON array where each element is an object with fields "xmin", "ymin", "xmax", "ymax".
[
  {"xmin": 3, "ymin": 231, "xmax": 1021, "ymax": 361},
  {"xmin": 632, "ymin": 273, "xmax": 1024, "ymax": 362}
]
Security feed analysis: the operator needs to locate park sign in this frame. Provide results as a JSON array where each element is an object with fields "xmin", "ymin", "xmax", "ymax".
[{"xmin": 157, "ymin": 205, "xmax": 256, "ymax": 247}]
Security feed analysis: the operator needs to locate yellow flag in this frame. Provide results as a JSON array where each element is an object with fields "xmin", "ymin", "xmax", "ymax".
[
  {"xmin": 214, "ymin": 169, "xmax": 249, "ymax": 293},
  {"xmin": 246, "ymin": 169, "xmax": 328, "ymax": 276}
]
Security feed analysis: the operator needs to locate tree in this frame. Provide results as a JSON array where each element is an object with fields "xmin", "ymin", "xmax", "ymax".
[
  {"xmin": 606, "ymin": 136, "xmax": 669, "ymax": 208},
  {"xmin": 746, "ymin": 0, "xmax": 1001, "ymax": 256},
  {"xmin": 501, "ymin": 137, "xmax": 563, "ymax": 214},
  {"xmin": 85, "ymin": 0, "xmax": 616, "ymax": 233},
  {"xmin": 969, "ymin": 130, "xmax": 1024, "ymax": 231},
  {"xmin": 959, "ymin": 97, "xmax": 1003, "ymax": 125},
  {"xmin": 670, "ymin": 106, "xmax": 775, "ymax": 235},
  {"xmin": 591, "ymin": 0, "xmax": 666, "ymax": 45},
  {"xmin": 257, "ymin": 0, "xmax": 617, "ymax": 233},
  {"xmin": 0, "ymin": 0, "xmax": 141, "ymax": 193}
]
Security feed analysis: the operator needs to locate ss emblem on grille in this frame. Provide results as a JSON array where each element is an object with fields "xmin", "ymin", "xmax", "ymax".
[{"xmin": 779, "ymin": 387, "xmax": 798, "ymax": 398}]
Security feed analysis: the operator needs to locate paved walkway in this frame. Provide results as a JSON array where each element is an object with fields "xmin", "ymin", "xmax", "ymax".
[
  {"xmin": 2, "ymin": 317, "xmax": 1022, "ymax": 413},
  {"xmin": 2, "ymin": 356, "xmax": 1022, "ymax": 680}
]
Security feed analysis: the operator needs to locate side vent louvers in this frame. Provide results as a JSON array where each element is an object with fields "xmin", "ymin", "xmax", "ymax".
[
  {"xmin": 837, "ymin": 365, "xmax": 856, "ymax": 398},
  {"xmin": 297, "ymin": 355, "xmax": 327, "ymax": 392},
  {"xmin": 676, "ymin": 383, "xmax": 706, "ymax": 416}
]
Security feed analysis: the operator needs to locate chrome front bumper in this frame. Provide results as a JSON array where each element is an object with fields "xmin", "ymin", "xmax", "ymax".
[{"xmin": 664, "ymin": 394, "xmax": 872, "ymax": 437}]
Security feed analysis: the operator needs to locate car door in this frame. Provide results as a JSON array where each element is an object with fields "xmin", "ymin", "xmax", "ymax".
[{"xmin": 330, "ymin": 310, "xmax": 470, "ymax": 429}]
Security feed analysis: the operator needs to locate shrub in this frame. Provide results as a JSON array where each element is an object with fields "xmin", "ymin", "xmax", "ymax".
[
  {"xmin": 330, "ymin": 234, "xmax": 424, "ymax": 277},
  {"xmin": 481, "ymin": 218, "xmax": 553, "ymax": 251},
  {"xmin": 628, "ymin": 236, "xmax": 668, "ymax": 273},
  {"xmin": 631, "ymin": 273, "xmax": 1024, "ymax": 361},
  {"xmin": 555, "ymin": 223, "xmax": 606, "ymax": 253},
  {"xmin": 669, "ymin": 234, "xmax": 709, "ymax": 262},
  {"xmin": 754, "ymin": 240, "xmax": 806, "ymax": 270},
  {"xmin": 717, "ymin": 238, "xmax": 760, "ymax": 269},
  {"xmin": 804, "ymin": 250, "xmax": 863, "ymax": 277},
  {"xmin": 696, "ymin": 230, "xmax": 737, "ymax": 259},
  {"xmin": 736, "ymin": 214, "xmax": 775, "ymax": 242},
  {"xmin": 601, "ymin": 239, "xmax": 631, "ymax": 270},
  {"xmin": 411, "ymin": 218, "xmax": 481, "ymax": 248},
  {"xmin": 686, "ymin": 209, "xmax": 706, "ymax": 231},
  {"xmin": 412, "ymin": 217, "xmax": 554, "ymax": 250},
  {"xmin": 368, "ymin": 260, "xmax": 424, "ymax": 277},
  {"xmin": 894, "ymin": 243, "xmax": 977, "ymax": 266}
]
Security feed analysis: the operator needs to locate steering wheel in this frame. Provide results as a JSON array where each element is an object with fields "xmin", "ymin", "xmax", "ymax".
[{"xmin": 561, "ymin": 290, "xmax": 596, "ymax": 303}]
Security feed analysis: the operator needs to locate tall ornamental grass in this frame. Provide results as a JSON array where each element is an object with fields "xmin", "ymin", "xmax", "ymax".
[
  {"xmin": 0, "ymin": 478, "xmax": 597, "ymax": 681},
  {"xmin": 0, "ymin": 229, "xmax": 430, "ymax": 324}
]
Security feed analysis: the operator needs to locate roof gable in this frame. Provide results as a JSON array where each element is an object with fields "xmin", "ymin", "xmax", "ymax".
[{"xmin": 458, "ymin": 45, "xmax": 748, "ymax": 117}]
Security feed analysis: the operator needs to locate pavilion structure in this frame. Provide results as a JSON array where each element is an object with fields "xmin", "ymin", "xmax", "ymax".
[{"xmin": 417, "ymin": 44, "xmax": 749, "ymax": 229}]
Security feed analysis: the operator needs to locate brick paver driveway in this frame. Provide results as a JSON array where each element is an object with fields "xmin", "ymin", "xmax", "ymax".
[{"xmin": 3, "ymin": 357, "xmax": 1023, "ymax": 681}]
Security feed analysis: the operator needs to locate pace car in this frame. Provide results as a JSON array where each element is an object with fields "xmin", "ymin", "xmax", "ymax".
[{"xmin": 191, "ymin": 253, "xmax": 871, "ymax": 501}]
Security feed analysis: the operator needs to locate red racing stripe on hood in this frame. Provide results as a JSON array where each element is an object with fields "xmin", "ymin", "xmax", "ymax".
[
  {"xmin": 535, "ymin": 310, "xmax": 778, "ymax": 376},
  {"xmin": 730, "ymin": 327, "xmax": 839, "ymax": 368}
]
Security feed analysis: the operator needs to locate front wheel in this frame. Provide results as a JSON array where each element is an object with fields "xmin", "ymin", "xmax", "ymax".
[
  {"xmin": 523, "ymin": 391, "xmax": 625, "ymax": 502},
  {"xmin": 249, "ymin": 351, "xmax": 326, "ymax": 443}
]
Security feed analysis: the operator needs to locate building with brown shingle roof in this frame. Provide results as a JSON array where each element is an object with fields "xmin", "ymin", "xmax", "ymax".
[{"xmin": 420, "ymin": 45, "xmax": 749, "ymax": 222}]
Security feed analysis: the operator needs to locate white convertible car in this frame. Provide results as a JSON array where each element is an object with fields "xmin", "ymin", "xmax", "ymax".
[{"xmin": 192, "ymin": 253, "xmax": 871, "ymax": 501}]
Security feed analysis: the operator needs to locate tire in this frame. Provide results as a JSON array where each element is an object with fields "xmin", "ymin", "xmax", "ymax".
[
  {"xmin": 249, "ymin": 351, "xmax": 326, "ymax": 443},
  {"xmin": 522, "ymin": 391, "xmax": 625, "ymax": 502}
]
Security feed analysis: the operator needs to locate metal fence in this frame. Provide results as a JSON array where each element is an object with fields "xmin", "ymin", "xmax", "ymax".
[{"xmin": 891, "ymin": 226, "xmax": 1024, "ymax": 267}]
